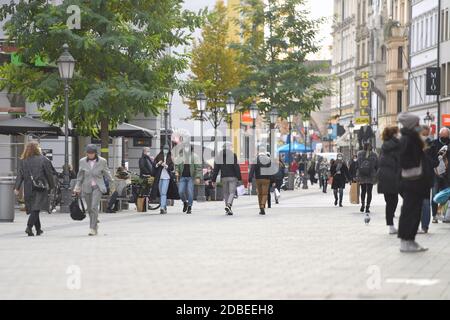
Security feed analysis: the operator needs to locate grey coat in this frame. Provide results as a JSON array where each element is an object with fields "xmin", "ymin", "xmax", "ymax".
[
  {"xmin": 15, "ymin": 155, "xmax": 55, "ymax": 212},
  {"xmin": 75, "ymin": 156, "xmax": 113, "ymax": 194},
  {"xmin": 356, "ymin": 150, "xmax": 379, "ymax": 185}
]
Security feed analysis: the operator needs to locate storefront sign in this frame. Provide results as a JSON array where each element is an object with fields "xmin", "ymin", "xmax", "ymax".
[
  {"xmin": 442, "ymin": 114, "xmax": 450, "ymax": 127},
  {"xmin": 426, "ymin": 68, "xmax": 440, "ymax": 96},
  {"xmin": 359, "ymin": 71, "xmax": 370, "ymax": 125}
]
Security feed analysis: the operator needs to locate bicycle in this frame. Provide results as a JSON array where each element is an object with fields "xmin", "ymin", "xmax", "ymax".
[
  {"xmin": 128, "ymin": 172, "xmax": 161, "ymax": 211},
  {"xmin": 48, "ymin": 172, "xmax": 64, "ymax": 213}
]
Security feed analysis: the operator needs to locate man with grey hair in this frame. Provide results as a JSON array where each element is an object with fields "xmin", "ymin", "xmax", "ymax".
[{"xmin": 139, "ymin": 147, "xmax": 154, "ymax": 178}]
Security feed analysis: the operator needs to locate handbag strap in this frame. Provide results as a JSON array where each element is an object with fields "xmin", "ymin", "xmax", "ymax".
[{"xmin": 77, "ymin": 196, "xmax": 86, "ymax": 214}]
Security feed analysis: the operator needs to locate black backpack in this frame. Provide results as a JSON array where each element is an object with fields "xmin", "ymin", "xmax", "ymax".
[
  {"xmin": 359, "ymin": 154, "xmax": 373, "ymax": 177},
  {"xmin": 70, "ymin": 196, "xmax": 86, "ymax": 221}
]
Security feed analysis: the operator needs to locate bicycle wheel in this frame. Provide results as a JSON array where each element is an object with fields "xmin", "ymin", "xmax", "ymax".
[{"xmin": 148, "ymin": 198, "xmax": 161, "ymax": 210}]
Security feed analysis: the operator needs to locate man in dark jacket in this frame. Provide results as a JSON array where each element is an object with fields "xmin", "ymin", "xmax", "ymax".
[
  {"xmin": 249, "ymin": 150, "xmax": 276, "ymax": 215},
  {"xmin": 139, "ymin": 147, "xmax": 154, "ymax": 177},
  {"xmin": 212, "ymin": 144, "xmax": 242, "ymax": 215}
]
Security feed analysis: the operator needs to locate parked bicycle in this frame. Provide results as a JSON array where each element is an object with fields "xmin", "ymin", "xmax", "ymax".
[{"xmin": 128, "ymin": 171, "xmax": 160, "ymax": 211}]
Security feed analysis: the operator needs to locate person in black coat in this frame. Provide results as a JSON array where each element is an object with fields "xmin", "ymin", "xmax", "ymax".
[
  {"xmin": 14, "ymin": 141, "xmax": 55, "ymax": 236},
  {"xmin": 348, "ymin": 155, "xmax": 358, "ymax": 182},
  {"xmin": 150, "ymin": 147, "xmax": 179, "ymax": 214},
  {"xmin": 377, "ymin": 126, "xmax": 401, "ymax": 234},
  {"xmin": 330, "ymin": 153, "xmax": 350, "ymax": 207},
  {"xmin": 397, "ymin": 113, "xmax": 434, "ymax": 253},
  {"xmin": 139, "ymin": 147, "xmax": 155, "ymax": 177}
]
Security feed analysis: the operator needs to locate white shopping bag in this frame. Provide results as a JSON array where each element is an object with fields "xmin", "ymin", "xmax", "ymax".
[
  {"xmin": 274, "ymin": 188, "xmax": 281, "ymax": 199},
  {"xmin": 236, "ymin": 185, "xmax": 246, "ymax": 196}
]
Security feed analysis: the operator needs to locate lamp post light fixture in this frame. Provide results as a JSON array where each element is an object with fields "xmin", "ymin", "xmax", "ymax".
[
  {"xmin": 348, "ymin": 120, "xmax": 355, "ymax": 158},
  {"xmin": 327, "ymin": 123, "xmax": 333, "ymax": 152},
  {"xmin": 424, "ymin": 111, "xmax": 433, "ymax": 127},
  {"xmin": 196, "ymin": 92, "xmax": 207, "ymax": 202},
  {"xmin": 57, "ymin": 43, "xmax": 76, "ymax": 213},
  {"xmin": 225, "ymin": 92, "xmax": 235, "ymax": 131},
  {"xmin": 249, "ymin": 100, "xmax": 259, "ymax": 129}
]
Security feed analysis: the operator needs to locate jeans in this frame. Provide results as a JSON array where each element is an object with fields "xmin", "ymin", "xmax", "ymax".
[
  {"xmin": 222, "ymin": 177, "xmax": 238, "ymax": 206},
  {"xmin": 421, "ymin": 197, "xmax": 431, "ymax": 231},
  {"xmin": 360, "ymin": 183, "xmax": 373, "ymax": 207},
  {"xmin": 384, "ymin": 193, "xmax": 398, "ymax": 226},
  {"xmin": 178, "ymin": 177, "xmax": 194, "ymax": 206},
  {"xmin": 27, "ymin": 210, "xmax": 41, "ymax": 230},
  {"xmin": 159, "ymin": 179, "xmax": 170, "ymax": 209}
]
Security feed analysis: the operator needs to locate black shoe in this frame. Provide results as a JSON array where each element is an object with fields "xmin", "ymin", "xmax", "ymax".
[
  {"xmin": 186, "ymin": 206, "xmax": 192, "ymax": 214},
  {"xmin": 160, "ymin": 208, "xmax": 167, "ymax": 214},
  {"xmin": 259, "ymin": 209, "xmax": 266, "ymax": 215},
  {"xmin": 25, "ymin": 227, "xmax": 34, "ymax": 237},
  {"xmin": 432, "ymin": 218, "xmax": 439, "ymax": 224},
  {"xmin": 365, "ymin": 206, "xmax": 370, "ymax": 214},
  {"xmin": 360, "ymin": 204, "xmax": 365, "ymax": 213},
  {"xmin": 105, "ymin": 208, "xmax": 115, "ymax": 213},
  {"xmin": 339, "ymin": 203, "xmax": 343, "ymax": 207},
  {"xmin": 275, "ymin": 199, "xmax": 279, "ymax": 204},
  {"xmin": 225, "ymin": 205, "xmax": 233, "ymax": 215},
  {"xmin": 182, "ymin": 201, "xmax": 188, "ymax": 213},
  {"xmin": 36, "ymin": 229, "xmax": 44, "ymax": 236},
  {"xmin": 334, "ymin": 199, "xmax": 338, "ymax": 206}
]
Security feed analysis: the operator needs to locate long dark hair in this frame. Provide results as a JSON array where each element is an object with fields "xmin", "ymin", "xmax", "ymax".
[{"xmin": 154, "ymin": 150, "xmax": 173, "ymax": 167}]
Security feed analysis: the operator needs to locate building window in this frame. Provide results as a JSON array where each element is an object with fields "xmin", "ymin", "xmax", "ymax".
[
  {"xmin": 397, "ymin": 90, "xmax": 402, "ymax": 113},
  {"xmin": 398, "ymin": 46, "xmax": 403, "ymax": 69}
]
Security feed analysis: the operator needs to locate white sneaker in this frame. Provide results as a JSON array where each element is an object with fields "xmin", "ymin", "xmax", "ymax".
[
  {"xmin": 389, "ymin": 226, "xmax": 398, "ymax": 235},
  {"xmin": 400, "ymin": 240, "xmax": 428, "ymax": 253},
  {"xmin": 89, "ymin": 228, "xmax": 97, "ymax": 236}
]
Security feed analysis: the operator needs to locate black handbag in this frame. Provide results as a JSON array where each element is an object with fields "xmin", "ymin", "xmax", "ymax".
[
  {"xmin": 70, "ymin": 196, "xmax": 86, "ymax": 221},
  {"xmin": 25, "ymin": 159, "xmax": 48, "ymax": 192}
]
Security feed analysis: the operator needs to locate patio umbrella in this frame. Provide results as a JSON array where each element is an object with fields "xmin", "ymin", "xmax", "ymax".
[
  {"xmin": 0, "ymin": 116, "xmax": 63, "ymax": 136},
  {"xmin": 277, "ymin": 142, "xmax": 313, "ymax": 153}
]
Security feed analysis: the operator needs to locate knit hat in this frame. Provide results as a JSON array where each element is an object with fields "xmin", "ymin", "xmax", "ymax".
[
  {"xmin": 398, "ymin": 112, "xmax": 420, "ymax": 130},
  {"xmin": 86, "ymin": 144, "xmax": 98, "ymax": 154}
]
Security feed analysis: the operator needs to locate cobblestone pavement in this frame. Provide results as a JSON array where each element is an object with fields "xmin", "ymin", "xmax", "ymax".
[{"xmin": 1, "ymin": 186, "xmax": 450, "ymax": 300}]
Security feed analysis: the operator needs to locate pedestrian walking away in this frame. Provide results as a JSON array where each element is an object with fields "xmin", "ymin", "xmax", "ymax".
[
  {"xmin": 174, "ymin": 142, "xmax": 201, "ymax": 214},
  {"xmin": 14, "ymin": 141, "xmax": 55, "ymax": 237},
  {"xmin": 330, "ymin": 153, "xmax": 350, "ymax": 207},
  {"xmin": 377, "ymin": 126, "xmax": 401, "ymax": 235},
  {"xmin": 357, "ymin": 142, "xmax": 378, "ymax": 213},
  {"xmin": 74, "ymin": 144, "xmax": 113, "ymax": 236},
  {"xmin": 318, "ymin": 158, "xmax": 330, "ymax": 193},
  {"xmin": 151, "ymin": 146, "xmax": 179, "ymax": 214},
  {"xmin": 249, "ymin": 148, "xmax": 276, "ymax": 215},
  {"xmin": 397, "ymin": 113, "xmax": 434, "ymax": 253},
  {"xmin": 211, "ymin": 143, "xmax": 242, "ymax": 215}
]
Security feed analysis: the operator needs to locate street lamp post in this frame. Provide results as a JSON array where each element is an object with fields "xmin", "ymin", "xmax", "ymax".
[
  {"xmin": 196, "ymin": 92, "xmax": 207, "ymax": 202},
  {"xmin": 269, "ymin": 108, "xmax": 278, "ymax": 155},
  {"xmin": 249, "ymin": 101, "xmax": 259, "ymax": 195},
  {"xmin": 308, "ymin": 128, "xmax": 314, "ymax": 153},
  {"xmin": 302, "ymin": 119, "xmax": 310, "ymax": 155},
  {"xmin": 225, "ymin": 92, "xmax": 235, "ymax": 144},
  {"xmin": 57, "ymin": 43, "xmax": 76, "ymax": 213},
  {"xmin": 424, "ymin": 111, "xmax": 433, "ymax": 127},
  {"xmin": 164, "ymin": 92, "xmax": 172, "ymax": 150},
  {"xmin": 348, "ymin": 120, "xmax": 355, "ymax": 158},
  {"xmin": 288, "ymin": 114, "xmax": 294, "ymax": 168},
  {"xmin": 371, "ymin": 117, "xmax": 378, "ymax": 149},
  {"xmin": 327, "ymin": 123, "xmax": 333, "ymax": 152}
]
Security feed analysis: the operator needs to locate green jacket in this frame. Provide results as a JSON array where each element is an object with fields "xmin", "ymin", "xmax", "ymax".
[{"xmin": 175, "ymin": 154, "xmax": 202, "ymax": 179}]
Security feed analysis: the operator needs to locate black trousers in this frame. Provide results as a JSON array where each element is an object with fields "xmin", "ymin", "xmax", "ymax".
[
  {"xmin": 322, "ymin": 177, "xmax": 328, "ymax": 193},
  {"xmin": 27, "ymin": 210, "xmax": 41, "ymax": 230},
  {"xmin": 398, "ymin": 192, "xmax": 424, "ymax": 241},
  {"xmin": 333, "ymin": 188, "xmax": 343, "ymax": 203},
  {"xmin": 360, "ymin": 184, "xmax": 373, "ymax": 206},
  {"xmin": 107, "ymin": 191, "xmax": 119, "ymax": 210},
  {"xmin": 384, "ymin": 193, "xmax": 398, "ymax": 226}
]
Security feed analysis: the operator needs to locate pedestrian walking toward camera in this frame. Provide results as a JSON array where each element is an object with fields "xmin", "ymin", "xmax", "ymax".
[
  {"xmin": 151, "ymin": 146, "xmax": 179, "ymax": 214},
  {"xmin": 249, "ymin": 148, "xmax": 274, "ymax": 215},
  {"xmin": 348, "ymin": 155, "xmax": 358, "ymax": 182},
  {"xmin": 174, "ymin": 142, "xmax": 201, "ymax": 214},
  {"xmin": 212, "ymin": 143, "xmax": 242, "ymax": 215},
  {"xmin": 357, "ymin": 142, "xmax": 378, "ymax": 213},
  {"xmin": 330, "ymin": 153, "xmax": 350, "ymax": 207},
  {"xmin": 74, "ymin": 144, "xmax": 113, "ymax": 236},
  {"xmin": 14, "ymin": 141, "xmax": 55, "ymax": 237},
  {"xmin": 319, "ymin": 158, "xmax": 330, "ymax": 193},
  {"xmin": 377, "ymin": 126, "xmax": 401, "ymax": 235},
  {"xmin": 397, "ymin": 113, "xmax": 434, "ymax": 253}
]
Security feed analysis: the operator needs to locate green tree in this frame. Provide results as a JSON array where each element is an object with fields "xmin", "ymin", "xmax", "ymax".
[
  {"xmin": 183, "ymin": 0, "xmax": 246, "ymax": 153},
  {"xmin": 233, "ymin": 0, "xmax": 331, "ymax": 119},
  {"xmin": 0, "ymin": 0, "xmax": 205, "ymax": 160}
]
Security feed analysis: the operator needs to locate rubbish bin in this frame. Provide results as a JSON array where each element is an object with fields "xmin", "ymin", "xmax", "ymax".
[
  {"xmin": 0, "ymin": 177, "xmax": 15, "ymax": 222},
  {"xmin": 287, "ymin": 172, "xmax": 295, "ymax": 190}
]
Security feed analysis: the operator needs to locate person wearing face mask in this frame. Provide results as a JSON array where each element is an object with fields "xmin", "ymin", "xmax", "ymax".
[
  {"xmin": 151, "ymin": 146, "xmax": 179, "ymax": 214},
  {"xmin": 377, "ymin": 126, "xmax": 401, "ymax": 235},
  {"xmin": 356, "ymin": 142, "xmax": 378, "ymax": 213},
  {"xmin": 348, "ymin": 155, "xmax": 358, "ymax": 182},
  {"xmin": 430, "ymin": 127, "xmax": 450, "ymax": 223},
  {"xmin": 330, "ymin": 153, "xmax": 350, "ymax": 207},
  {"xmin": 174, "ymin": 142, "xmax": 201, "ymax": 214},
  {"xmin": 139, "ymin": 147, "xmax": 155, "ymax": 178},
  {"xmin": 397, "ymin": 113, "xmax": 434, "ymax": 252}
]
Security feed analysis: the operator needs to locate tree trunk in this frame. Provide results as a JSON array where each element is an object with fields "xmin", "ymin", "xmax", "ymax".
[{"xmin": 100, "ymin": 117, "xmax": 109, "ymax": 163}]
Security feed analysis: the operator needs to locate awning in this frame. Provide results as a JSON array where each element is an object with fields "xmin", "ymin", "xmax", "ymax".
[
  {"xmin": 109, "ymin": 123, "xmax": 155, "ymax": 138},
  {"xmin": 0, "ymin": 116, "xmax": 63, "ymax": 136},
  {"xmin": 277, "ymin": 142, "xmax": 313, "ymax": 153}
]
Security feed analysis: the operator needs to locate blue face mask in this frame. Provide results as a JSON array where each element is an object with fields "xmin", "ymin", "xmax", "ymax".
[{"xmin": 415, "ymin": 126, "xmax": 423, "ymax": 133}]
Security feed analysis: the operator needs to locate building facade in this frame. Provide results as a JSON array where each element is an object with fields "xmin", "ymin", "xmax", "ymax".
[{"xmin": 439, "ymin": 0, "xmax": 450, "ymax": 122}]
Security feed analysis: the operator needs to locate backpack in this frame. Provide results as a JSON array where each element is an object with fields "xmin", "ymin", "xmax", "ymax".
[{"xmin": 359, "ymin": 154, "xmax": 373, "ymax": 177}]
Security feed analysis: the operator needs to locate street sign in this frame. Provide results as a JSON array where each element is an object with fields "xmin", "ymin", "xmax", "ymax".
[
  {"xmin": 355, "ymin": 117, "xmax": 370, "ymax": 125},
  {"xmin": 442, "ymin": 114, "xmax": 450, "ymax": 127},
  {"xmin": 426, "ymin": 67, "xmax": 441, "ymax": 96}
]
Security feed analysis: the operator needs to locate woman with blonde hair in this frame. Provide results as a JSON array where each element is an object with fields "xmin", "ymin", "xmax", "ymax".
[{"xmin": 14, "ymin": 140, "xmax": 55, "ymax": 236}]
